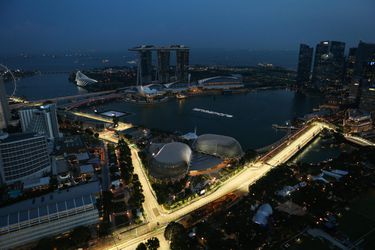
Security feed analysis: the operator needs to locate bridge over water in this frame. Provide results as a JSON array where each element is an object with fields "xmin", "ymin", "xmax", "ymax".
[{"xmin": 9, "ymin": 90, "xmax": 117, "ymax": 110}]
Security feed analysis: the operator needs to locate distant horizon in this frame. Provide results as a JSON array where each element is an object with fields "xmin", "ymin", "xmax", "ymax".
[{"xmin": 1, "ymin": 1, "xmax": 374, "ymax": 54}]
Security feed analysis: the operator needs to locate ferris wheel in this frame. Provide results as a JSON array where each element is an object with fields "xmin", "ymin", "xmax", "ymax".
[{"xmin": 0, "ymin": 64, "xmax": 17, "ymax": 97}]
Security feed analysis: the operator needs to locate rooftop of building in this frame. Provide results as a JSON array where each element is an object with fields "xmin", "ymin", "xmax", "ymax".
[
  {"xmin": 347, "ymin": 109, "xmax": 372, "ymax": 121},
  {"xmin": 55, "ymin": 135, "xmax": 86, "ymax": 154},
  {"xmin": 129, "ymin": 45, "xmax": 189, "ymax": 51},
  {"xmin": 252, "ymin": 203, "xmax": 273, "ymax": 226},
  {"xmin": 19, "ymin": 103, "xmax": 56, "ymax": 112},
  {"xmin": 0, "ymin": 132, "xmax": 44, "ymax": 144},
  {"xmin": 153, "ymin": 142, "xmax": 192, "ymax": 165},
  {"xmin": 0, "ymin": 181, "xmax": 100, "ymax": 227},
  {"xmin": 189, "ymin": 152, "xmax": 223, "ymax": 171}
]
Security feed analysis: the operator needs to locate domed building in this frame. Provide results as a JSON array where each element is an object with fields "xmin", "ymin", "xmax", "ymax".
[
  {"xmin": 149, "ymin": 142, "xmax": 192, "ymax": 182},
  {"xmin": 194, "ymin": 134, "xmax": 243, "ymax": 159}
]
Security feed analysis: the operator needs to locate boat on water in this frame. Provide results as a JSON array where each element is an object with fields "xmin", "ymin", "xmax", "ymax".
[
  {"xmin": 272, "ymin": 124, "xmax": 297, "ymax": 130},
  {"xmin": 75, "ymin": 71, "xmax": 98, "ymax": 87},
  {"xmin": 193, "ymin": 108, "xmax": 233, "ymax": 118},
  {"xmin": 176, "ymin": 93, "xmax": 187, "ymax": 99}
]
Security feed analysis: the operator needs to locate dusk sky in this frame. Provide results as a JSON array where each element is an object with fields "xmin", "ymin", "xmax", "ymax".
[{"xmin": 1, "ymin": 0, "xmax": 375, "ymax": 54}]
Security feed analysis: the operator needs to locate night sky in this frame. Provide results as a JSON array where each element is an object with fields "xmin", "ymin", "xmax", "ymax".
[{"xmin": 1, "ymin": 0, "xmax": 374, "ymax": 54}]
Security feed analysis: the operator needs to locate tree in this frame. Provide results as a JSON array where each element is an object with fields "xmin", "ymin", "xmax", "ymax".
[
  {"xmin": 98, "ymin": 221, "xmax": 111, "ymax": 237},
  {"xmin": 71, "ymin": 226, "xmax": 91, "ymax": 246},
  {"xmin": 136, "ymin": 242, "xmax": 147, "ymax": 250},
  {"xmin": 34, "ymin": 237, "xmax": 53, "ymax": 250},
  {"xmin": 146, "ymin": 237, "xmax": 160, "ymax": 250},
  {"xmin": 164, "ymin": 222, "xmax": 185, "ymax": 241},
  {"xmin": 85, "ymin": 128, "xmax": 94, "ymax": 136}
]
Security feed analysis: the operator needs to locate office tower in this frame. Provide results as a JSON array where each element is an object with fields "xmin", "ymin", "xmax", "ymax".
[
  {"xmin": 175, "ymin": 46, "xmax": 190, "ymax": 81},
  {"xmin": 19, "ymin": 104, "xmax": 61, "ymax": 140},
  {"xmin": 345, "ymin": 47, "xmax": 357, "ymax": 84},
  {"xmin": 363, "ymin": 56, "xmax": 375, "ymax": 82},
  {"xmin": 356, "ymin": 42, "xmax": 375, "ymax": 113},
  {"xmin": 359, "ymin": 55, "xmax": 375, "ymax": 112},
  {"xmin": 296, "ymin": 44, "xmax": 313, "ymax": 86},
  {"xmin": 312, "ymin": 41, "xmax": 346, "ymax": 88},
  {"xmin": 157, "ymin": 49, "xmax": 170, "ymax": 83},
  {"xmin": 0, "ymin": 77, "xmax": 11, "ymax": 130},
  {"xmin": 0, "ymin": 133, "xmax": 51, "ymax": 184},
  {"xmin": 359, "ymin": 84, "xmax": 375, "ymax": 113},
  {"xmin": 354, "ymin": 41, "xmax": 375, "ymax": 78}
]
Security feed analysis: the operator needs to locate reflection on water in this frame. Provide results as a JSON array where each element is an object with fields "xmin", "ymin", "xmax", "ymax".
[
  {"xmin": 291, "ymin": 132, "xmax": 354, "ymax": 164},
  {"xmin": 4, "ymin": 73, "xmax": 86, "ymax": 100}
]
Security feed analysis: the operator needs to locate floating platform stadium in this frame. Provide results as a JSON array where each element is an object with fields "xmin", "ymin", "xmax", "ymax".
[
  {"xmin": 100, "ymin": 110, "xmax": 129, "ymax": 118},
  {"xmin": 147, "ymin": 134, "xmax": 244, "ymax": 182}
]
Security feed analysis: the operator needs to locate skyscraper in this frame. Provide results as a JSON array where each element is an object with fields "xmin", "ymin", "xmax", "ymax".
[
  {"xmin": 354, "ymin": 41, "xmax": 375, "ymax": 78},
  {"xmin": 345, "ymin": 47, "xmax": 357, "ymax": 84},
  {"xmin": 296, "ymin": 44, "xmax": 313, "ymax": 86},
  {"xmin": 19, "ymin": 104, "xmax": 61, "ymax": 140},
  {"xmin": 312, "ymin": 41, "xmax": 346, "ymax": 88},
  {"xmin": 0, "ymin": 77, "xmax": 11, "ymax": 130},
  {"xmin": 140, "ymin": 50, "xmax": 153, "ymax": 84},
  {"xmin": 130, "ymin": 45, "xmax": 190, "ymax": 84},
  {"xmin": 175, "ymin": 46, "xmax": 190, "ymax": 82},
  {"xmin": 363, "ymin": 57, "xmax": 375, "ymax": 83},
  {"xmin": 157, "ymin": 49, "xmax": 170, "ymax": 83}
]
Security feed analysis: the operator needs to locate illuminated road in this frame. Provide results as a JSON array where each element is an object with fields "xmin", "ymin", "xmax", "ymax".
[
  {"xmin": 70, "ymin": 111, "xmax": 325, "ymax": 250},
  {"xmin": 344, "ymin": 134, "xmax": 375, "ymax": 147}
]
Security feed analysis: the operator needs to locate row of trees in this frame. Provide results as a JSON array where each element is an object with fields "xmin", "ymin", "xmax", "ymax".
[
  {"xmin": 34, "ymin": 226, "xmax": 91, "ymax": 250},
  {"xmin": 116, "ymin": 139, "xmax": 145, "ymax": 214},
  {"xmin": 136, "ymin": 237, "xmax": 160, "ymax": 250}
]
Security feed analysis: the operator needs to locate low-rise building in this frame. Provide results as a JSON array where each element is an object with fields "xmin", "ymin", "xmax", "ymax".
[
  {"xmin": 343, "ymin": 109, "xmax": 373, "ymax": 133},
  {"xmin": 0, "ymin": 181, "xmax": 100, "ymax": 249}
]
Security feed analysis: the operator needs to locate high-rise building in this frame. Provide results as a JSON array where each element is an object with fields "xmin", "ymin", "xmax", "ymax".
[
  {"xmin": 0, "ymin": 77, "xmax": 11, "ymax": 130},
  {"xmin": 354, "ymin": 41, "xmax": 375, "ymax": 78},
  {"xmin": 363, "ymin": 56, "xmax": 375, "ymax": 83},
  {"xmin": 129, "ymin": 45, "xmax": 153, "ymax": 85},
  {"xmin": 0, "ymin": 133, "xmax": 51, "ymax": 184},
  {"xmin": 312, "ymin": 41, "xmax": 346, "ymax": 88},
  {"xmin": 359, "ymin": 84, "xmax": 375, "ymax": 113},
  {"xmin": 296, "ymin": 44, "xmax": 313, "ymax": 86},
  {"xmin": 157, "ymin": 49, "xmax": 170, "ymax": 83},
  {"xmin": 19, "ymin": 104, "xmax": 61, "ymax": 140},
  {"xmin": 175, "ymin": 46, "xmax": 190, "ymax": 82},
  {"xmin": 356, "ymin": 42, "xmax": 375, "ymax": 113},
  {"xmin": 129, "ymin": 45, "xmax": 190, "ymax": 84},
  {"xmin": 345, "ymin": 47, "xmax": 357, "ymax": 84}
]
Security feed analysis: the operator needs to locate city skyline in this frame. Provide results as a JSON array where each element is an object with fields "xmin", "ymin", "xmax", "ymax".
[
  {"xmin": 1, "ymin": 2, "xmax": 375, "ymax": 249},
  {"xmin": 1, "ymin": 0, "xmax": 375, "ymax": 54}
]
